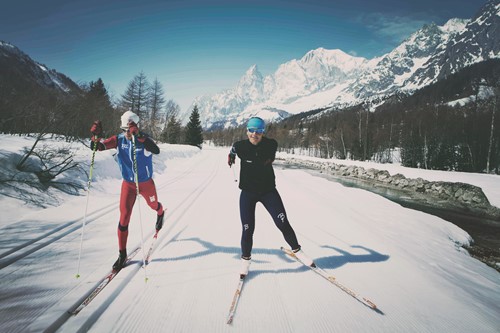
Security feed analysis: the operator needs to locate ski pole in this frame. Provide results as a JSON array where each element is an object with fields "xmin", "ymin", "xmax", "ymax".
[
  {"xmin": 76, "ymin": 136, "xmax": 98, "ymax": 278},
  {"xmin": 231, "ymin": 164, "xmax": 237, "ymax": 183},
  {"xmin": 131, "ymin": 134, "xmax": 148, "ymax": 282}
]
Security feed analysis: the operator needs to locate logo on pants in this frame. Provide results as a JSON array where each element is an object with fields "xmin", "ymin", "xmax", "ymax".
[{"xmin": 277, "ymin": 213, "xmax": 285, "ymax": 223}]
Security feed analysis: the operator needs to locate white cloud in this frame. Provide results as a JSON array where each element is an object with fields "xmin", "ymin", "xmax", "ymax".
[{"xmin": 359, "ymin": 12, "xmax": 431, "ymax": 44}]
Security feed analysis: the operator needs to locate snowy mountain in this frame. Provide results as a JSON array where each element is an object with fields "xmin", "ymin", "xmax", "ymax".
[
  {"xmin": 190, "ymin": 49, "xmax": 368, "ymax": 129},
  {"xmin": 190, "ymin": 1, "xmax": 500, "ymax": 130},
  {"xmin": 346, "ymin": 18, "xmax": 469, "ymax": 99},
  {"xmin": 0, "ymin": 40, "xmax": 81, "ymax": 96}
]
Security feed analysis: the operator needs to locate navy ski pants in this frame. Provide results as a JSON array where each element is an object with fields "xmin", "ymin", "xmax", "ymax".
[{"xmin": 239, "ymin": 188, "xmax": 300, "ymax": 258}]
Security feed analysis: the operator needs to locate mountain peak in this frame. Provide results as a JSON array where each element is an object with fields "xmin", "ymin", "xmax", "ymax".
[
  {"xmin": 305, "ymin": 47, "xmax": 347, "ymax": 56},
  {"xmin": 244, "ymin": 64, "xmax": 261, "ymax": 77},
  {"xmin": 440, "ymin": 18, "xmax": 469, "ymax": 34},
  {"xmin": 0, "ymin": 41, "xmax": 81, "ymax": 95},
  {"xmin": 303, "ymin": 47, "xmax": 363, "ymax": 63},
  {"xmin": 0, "ymin": 40, "xmax": 15, "ymax": 48}
]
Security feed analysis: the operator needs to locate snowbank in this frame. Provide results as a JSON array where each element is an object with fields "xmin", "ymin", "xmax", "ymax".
[
  {"xmin": 0, "ymin": 134, "xmax": 200, "ymax": 225},
  {"xmin": 277, "ymin": 152, "xmax": 500, "ymax": 210}
]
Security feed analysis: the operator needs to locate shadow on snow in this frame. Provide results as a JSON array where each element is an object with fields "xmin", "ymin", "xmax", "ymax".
[{"xmin": 151, "ymin": 237, "xmax": 389, "ymax": 282}]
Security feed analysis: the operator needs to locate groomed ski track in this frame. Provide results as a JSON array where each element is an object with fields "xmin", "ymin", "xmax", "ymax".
[{"xmin": 0, "ymin": 146, "xmax": 499, "ymax": 333}]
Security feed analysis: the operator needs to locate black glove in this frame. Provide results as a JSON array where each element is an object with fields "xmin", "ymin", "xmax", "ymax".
[
  {"xmin": 263, "ymin": 158, "xmax": 274, "ymax": 165},
  {"xmin": 228, "ymin": 154, "xmax": 235, "ymax": 167}
]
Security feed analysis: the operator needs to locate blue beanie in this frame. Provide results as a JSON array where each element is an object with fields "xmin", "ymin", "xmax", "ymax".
[{"xmin": 247, "ymin": 117, "xmax": 265, "ymax": 130}]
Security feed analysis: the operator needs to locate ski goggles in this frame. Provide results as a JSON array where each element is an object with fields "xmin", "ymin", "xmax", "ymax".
[{"xmin": 247, "ymin": 127, "xmax": 265, "ymax": 134}]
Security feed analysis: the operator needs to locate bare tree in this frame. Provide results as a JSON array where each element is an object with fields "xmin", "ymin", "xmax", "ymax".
[
  {"xmin": 164, "ymin": 99, "xmax": 181, "ymax": 125},
  {"xmin": 120, "ymin": 72, "xmax": 150, "ymax": 130},
  {"xmin": 148, "ymin": 78, "xmax": 166, "ymax": 139},
  {"xmin": 486, "ymin": 89, "xmax": 498, "ymax": 173}
]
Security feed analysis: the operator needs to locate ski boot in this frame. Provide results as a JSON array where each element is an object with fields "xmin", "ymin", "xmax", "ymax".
[
  {"xmin": 293, "ymin": 248, "xmax": 316, "ymax": 267},
  {"xmin": 240, "ymin": 256, "xmax": 251, "ymax": 277},
  {"xmin": 112, "ymin": 249, "xmax": 127, "ymax": 271},
  {"xmin": 156, "ymin": 211, "xmax": 165, "ymax": 231}
]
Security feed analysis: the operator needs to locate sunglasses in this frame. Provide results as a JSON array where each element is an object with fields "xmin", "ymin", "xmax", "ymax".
[{"xmin": 247, "ymin": 128, "xmax": 264, "ymax": 134}]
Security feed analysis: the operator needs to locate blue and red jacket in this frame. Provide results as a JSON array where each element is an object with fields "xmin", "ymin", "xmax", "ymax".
[{"xmin": 91, "ymin": 133, "xmax": 160, "ymax": 183}]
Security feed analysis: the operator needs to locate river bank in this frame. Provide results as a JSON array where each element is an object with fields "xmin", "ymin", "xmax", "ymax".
[{"xmin": 276, "ymin": 159, "xmax": 500, "ymax": 273}]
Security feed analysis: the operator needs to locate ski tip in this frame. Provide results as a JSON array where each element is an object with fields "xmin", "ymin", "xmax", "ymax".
[{"xmin": 364, "ymin": 299, "xmax": 378, "ymax": 309}]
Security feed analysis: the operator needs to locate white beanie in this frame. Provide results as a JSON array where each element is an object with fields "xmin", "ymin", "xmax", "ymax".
[{"xmin": 121, "ymin": 111, "xmax": 140, "ymax": 128}]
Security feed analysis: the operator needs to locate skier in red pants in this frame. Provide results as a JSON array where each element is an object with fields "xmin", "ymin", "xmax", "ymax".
[{"xmin": 90, "ymin": 111, "xmax": 165, "ymax": 271}]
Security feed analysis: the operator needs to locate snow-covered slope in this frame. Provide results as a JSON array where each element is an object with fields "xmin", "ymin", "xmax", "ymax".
[
  {"xmin": 0, "ymin": 40, "xmax": 81, "ymax": 95},
  {"xmin": 0, "ymin": 135, "xmax": 498, "ymax": 333}
]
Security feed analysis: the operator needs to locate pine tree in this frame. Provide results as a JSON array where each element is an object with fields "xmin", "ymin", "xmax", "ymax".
[
  {"xmin": 89, "ymin": 79, "xmax": 115, "ymax": 124},
  {"xmin": 161, "ymin": 114, "xmax": 182, "ymax": 144},
  {"xmin": 184, "ymin": 105, "xmax": 203, "ymax": 148},
  {"xmin": 160, "ymin": 99, "xmax": 181, "ymax": 143},
  {"xmin": 77, "ymin": 78, "xmax": 116, "ymax": 137}
]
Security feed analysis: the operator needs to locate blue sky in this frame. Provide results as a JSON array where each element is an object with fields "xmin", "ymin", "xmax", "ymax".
[{"xmin": 1, "ymin": 0, "xmax": 485, "ymax": 112}]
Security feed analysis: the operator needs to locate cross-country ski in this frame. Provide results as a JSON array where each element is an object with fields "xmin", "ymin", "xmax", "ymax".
[
  {"xmin": 280, "ymin": 247, "xmax": 380, "ymax": 313},
  {"xmin": 69, "ymin": 247, "xmax": 142, "ymax": 316},
  {"xmin": 226, "ymin": 274, "xmax": 246, "ymax": 324}
]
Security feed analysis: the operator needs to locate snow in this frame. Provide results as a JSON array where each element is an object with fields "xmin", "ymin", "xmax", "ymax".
[
  {"xmin": 440, "ymin": 18, "xmax": 469, "ymax": 35},
  {"xmin": 277, "ymin": 152, "xmax": 500, "ymax": 209},
  {"xmin": 0, "ymin": 135, "xmax": 499, "ymax": 333},
  {"xmin": 397, "ymin": 56, "xmax": 432, "ymax": 88}
]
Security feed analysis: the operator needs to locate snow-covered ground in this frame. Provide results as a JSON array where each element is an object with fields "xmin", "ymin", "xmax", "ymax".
[{"xmin": 0, "ymin": 135, "xmax": 499, "ymax": 333}]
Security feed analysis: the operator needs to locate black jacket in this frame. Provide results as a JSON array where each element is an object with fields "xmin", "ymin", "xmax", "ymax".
[{"xmin": 230, "ymin": 137, "xmax": 277, "ymax": 193}]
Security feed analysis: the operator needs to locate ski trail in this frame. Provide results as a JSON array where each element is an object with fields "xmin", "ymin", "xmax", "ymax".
[
  {"xmin": 14, "ymin": 150, "xmax": 207, "ymax": 327},
  {"xmin": 47, "ymin": 148, "xmax": 222, "ymax": 332},
  {"xmin": 81, "ymin": 148, "xmax": 227, "ymax": 332},
  {"xmin": 0, "ymin": 147, "xmax": 200, "ymax": 268}
]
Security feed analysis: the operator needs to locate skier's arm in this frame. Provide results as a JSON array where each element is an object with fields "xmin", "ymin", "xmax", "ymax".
[
  {"xmin": 261, "ymin": 139, "xmax": 277, "ymax": 165},
  {"xmin": 89, "ymin": 120, "xmax": 118, "ymax": 151},
  {"xmin": 90, "ymin": 136, "xmax": 118, "ymax": 151},
  {"xmin": 142, "ymin": 137, "xmax": 160, "ymax": 154}
]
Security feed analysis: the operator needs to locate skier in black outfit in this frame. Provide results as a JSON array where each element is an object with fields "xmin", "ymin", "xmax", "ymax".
[{"xmin": 228, "ymin": 117, "xmax": 315, "ymax": 276}]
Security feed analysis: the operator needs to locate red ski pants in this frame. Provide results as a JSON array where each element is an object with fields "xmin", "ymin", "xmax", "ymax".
[{"xmin": 118, "ymin": 179, "xmax": 163, "ymax": 250}]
